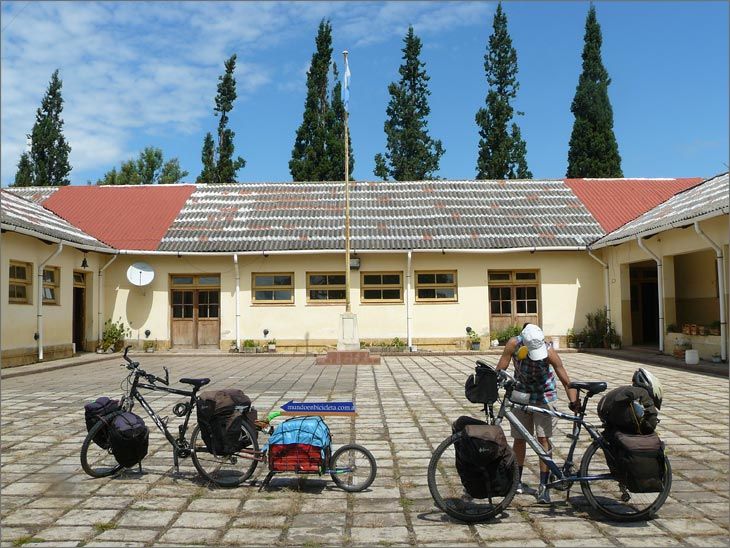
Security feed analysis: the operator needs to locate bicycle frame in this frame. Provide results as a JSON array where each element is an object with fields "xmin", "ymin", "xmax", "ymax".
[
  {"xmin": 126, "ymin": 373, "xmax": 197, "ymax": 450},
  {"xmin": 490, "ymin": 395, "xmax": 612, "ymax": 488}
]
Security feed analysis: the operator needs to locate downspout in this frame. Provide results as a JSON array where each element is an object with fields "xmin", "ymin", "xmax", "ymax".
[
  {"xmin": 406, "ymin": 250, "xmax": 413, "ymax": 351},
  {"xmin": 588, "ymin": 250, "xmax": 611, "ymax": 328},
  {"xmin": 97, "ymin": 255, "xmax": 118, "ymax": 346},
  {"xmin": 637, "ymin": 237, "xmax": 664, "ymax": 353},
  {"xmin": 37, "ymin": 243, "xmax": 63, "ymax": 361},
  {"xmin": 234, "ymin": 254, "xmax": 240, "ymax": 351},
  {"xmin": 694, "ymin": 222, "xmax": 727, "ymax": 361}
]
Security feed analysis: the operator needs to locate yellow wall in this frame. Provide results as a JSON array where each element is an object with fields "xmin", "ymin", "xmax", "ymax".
[
  {"xmin": 674, "ymin": 249, "xmax": 720, "ymax": 325},
  {"xmin": 0, "ymin": 231, "xmax": 109, "ymax": 364},
  {"xmin": 601, "ymin": 214, "xmax": 729, "ymax": 356},
  {"xmin": 100, "ymin": 250, "xmax": 604, "ymax": 350}
]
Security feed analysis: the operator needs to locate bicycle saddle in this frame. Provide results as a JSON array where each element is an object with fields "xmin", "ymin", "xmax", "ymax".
[
  {"xmin": 569, "ymin": 381, "xmax": 607, "ymax": 395},
  {"xmin": 179, "ymin": 378, "xmax": 211, "ymax": 387}
]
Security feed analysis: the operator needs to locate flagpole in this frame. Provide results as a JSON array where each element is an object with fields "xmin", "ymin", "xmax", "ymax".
[{"xmin": 343, "ymin": 50, "xmax": 351, "ymax": 313}]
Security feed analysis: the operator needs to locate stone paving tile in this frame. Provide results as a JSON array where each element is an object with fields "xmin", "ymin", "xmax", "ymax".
[{"xmin": 2, "ymin": 354, "xmax": 728, "ymax": 547}]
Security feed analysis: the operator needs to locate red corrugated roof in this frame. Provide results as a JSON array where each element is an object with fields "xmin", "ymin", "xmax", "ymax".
[
  {"xmin": 42, "ymin": 185, "xmax": 195, "ymax": 250},
  {"xmin": 564, "ymin": 178, "xmax": 703, "ymax": 233}
]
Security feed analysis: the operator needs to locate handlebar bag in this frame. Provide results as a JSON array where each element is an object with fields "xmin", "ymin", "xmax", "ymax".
[
  {"xmin": 465, "ymin": 363, "xmax": 498, "ymax": 404},
  {"xmin": 197, "ymin": 389, "xmax": 258, "ymax": 456},
  {"xmin": 604, "ymin": 429, "xmax": 666, "ymax": 493},
  {"xmin": 109, "ymin": 411, "xmax": 149, "ymax": 467},
  {"xmin": 597, "ymin": 386, "xmax": 658, "ymax": 434},
  {"xmin": 452, "ymin": 416, "xmax": 515, "ymax": 498},
  {"xmin": 84, "ymin": 397, "xmax": 120, "ymax": 449}
]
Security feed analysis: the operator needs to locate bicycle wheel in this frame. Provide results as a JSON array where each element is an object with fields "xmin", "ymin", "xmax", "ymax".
[
  {"xmin": 427, "ymin": 433, "xmax": 518, "ymax": 523},
  {"xmin": 80, "ymin": 415, "xmax": 123, "ymax": 478},
  {"xmin": 190, "ymin": 422, "xmax": 259, "ymax": 488},
  {"xmin": 330, "ymin": 444, "xmax": 377, "ymax": 492},
  {"xmin": 579, "ymin": 439, "xmax": 672, "ymax": 522}
]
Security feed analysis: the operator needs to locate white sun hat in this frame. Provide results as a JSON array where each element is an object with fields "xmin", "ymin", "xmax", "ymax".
[{"xmin": 521, "ymin": 324, "xmax": 548, "ymax": 361}]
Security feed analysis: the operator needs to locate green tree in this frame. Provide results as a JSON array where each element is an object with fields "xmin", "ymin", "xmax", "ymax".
[
  {"xmin": 197, "ymin": 55, "xmax": 246, "ymax": 184},
  {"xmin": 290, "ymin": 19, "xmax": 334, "ymax": 181},
  {"xmin": 566, "ymin": 4, "xmax": 623, "ymax": 177},
  {"xmin": 475, "ymin": 3, "xmax": 531, "ymax": 180},
  {"xmin": 13, "ymin": 152, "xmax": 35, "ymax": 187},
  {"xmin": 96, "ymin": 147, "xmax": 187, "ymax": 185},
  {"xmin": 374, "ymin": 26, "xmax": 444, "ymax": 181},
  {"xmin": 12, "ymin": 70, "xmax": 72, "ymax": 186},
  {"xmin": 324, "ymin": 63, "xmax": 354, "ymax": 181}
]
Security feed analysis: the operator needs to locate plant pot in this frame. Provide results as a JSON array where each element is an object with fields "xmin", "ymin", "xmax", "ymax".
[
  {"xmin": 710, "ymin": 329, "xmax": 720, "ymax": 336},
  {"xmin": 712, "ymin": 356, "xmax": 722, "ymax": 363},
  {"xmin": 145, "ymin": 348, "xmax": 155, "ymax": 353},
  {"xmin": 268, "ymin": 344, "xmax": 276, "ymax": 352},
  {"xmin": 682, "ymin": 324, "xmax": 691, "ymax": 335},
  {"xmin": 242, "ymin": 347, "xmax": 256, "ymax": 353},
  {"xmin": 471, "ymin": 342, "xmax": 480, "ymax": 351},
  {"xmin": 610, "ymin": 343, "xmax": 620, "ymax": 350}
]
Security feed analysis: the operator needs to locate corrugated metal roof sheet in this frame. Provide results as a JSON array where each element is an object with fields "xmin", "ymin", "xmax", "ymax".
[
  {"xmin": 8, "ymin": 187, "xmax": 60, "ymax": 204},
  {"xmin": 564, "ymin": 178, "xmax": 702, "ymax": 233},
  {"xmin": 591, "ymin": 173, "xmax": 729, "ymax": 248},
  {"xmin": 0, "ymin": 190, "xmax": 111, "ymax": 249},
  {"xmin": 41, "ymin": 185, "xmax": 196, "ymax": 250},
  {"xmin": 159, "ymin": 180, "xmax": 604, "ymax": 252}
]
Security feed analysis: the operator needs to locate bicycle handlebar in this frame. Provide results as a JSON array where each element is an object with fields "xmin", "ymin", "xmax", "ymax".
[{"xmin": 121, "ymin": 345, "xmax": 169, "ymax": 385}]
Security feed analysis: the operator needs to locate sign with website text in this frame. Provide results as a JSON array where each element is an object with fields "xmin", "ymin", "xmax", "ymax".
[{"xmin": 280, "ymin": 400, "xmax": 356, "ymax": 415}]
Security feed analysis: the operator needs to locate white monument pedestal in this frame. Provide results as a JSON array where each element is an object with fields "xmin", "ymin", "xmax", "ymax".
[{"xmin": 337, "ymin": 312, "xmax": 360, "ymax": 351}]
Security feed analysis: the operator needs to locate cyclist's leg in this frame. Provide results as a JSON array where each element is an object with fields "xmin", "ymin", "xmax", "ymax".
[{"xmin": 510, "ymin": 408, "xmax": 533, "ymax": 489}]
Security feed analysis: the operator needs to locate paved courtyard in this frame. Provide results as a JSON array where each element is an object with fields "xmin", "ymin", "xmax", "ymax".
[{"xmin": 1, "ymin": 353, "xmax": 728, "ymax": 547}]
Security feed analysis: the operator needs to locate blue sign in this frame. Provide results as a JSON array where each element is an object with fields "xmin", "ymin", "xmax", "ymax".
[{"xmin": 281, "ymin": 400, "xmax": 356, "ymax": 413}]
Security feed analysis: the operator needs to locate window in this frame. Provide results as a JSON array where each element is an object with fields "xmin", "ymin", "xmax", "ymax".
[
  {"xmin": 170, "ymin": 274, "xmax": 220, "ymax": 318},
  {"xmin": 73, "ymin": 272, "xmax": 86, "ymax": 286},
  {"xmin": 198, "ymin": 290, "xmax": 220, "ymax": 318},
  {"xmin": 488, "ymin": 270, "xmax": 540, "ymax": 320},
  {"xmin": 307, "ymin": 272, "xmax": 346, "ymax": 303},
  {"xmin": 361, "ymin": 272, "xmax": 403, "ymax": 303},
  {"xmin": 9, "ymin": 261, "xmax": 32, "ymax": 304},
  {"xmin": 42, "ymin": 267, "xmax": 60, "ymax": 305},
  {"xmin": 252, "ymin": 273, "xmax": 294, "ymax": 303},
  {"xmin": 415, "ymin": 271, "xmax": 457, "ymax": 302},
  {"xmin": 172, "ymin": 289, "xmax": 194, "ymax": 318}
]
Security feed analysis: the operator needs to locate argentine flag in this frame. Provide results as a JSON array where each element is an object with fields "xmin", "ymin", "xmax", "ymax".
[{"xmin": 343, "ymin": 53, "xmax": 350, "ymax": 113}]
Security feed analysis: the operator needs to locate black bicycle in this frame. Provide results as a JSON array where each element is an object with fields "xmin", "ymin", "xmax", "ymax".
[
  {"xmin": 80, "ymin": 346, "xmax": 259, "ymax": 487},
  {"xmin": 428, "ymin": 360, "xmax": 672, "ymax": 523}
]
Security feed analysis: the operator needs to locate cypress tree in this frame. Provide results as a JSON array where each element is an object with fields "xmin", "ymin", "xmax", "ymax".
[
  {"xmin": 196, "ymin": 55, "xmax": 245, "ymax": 184},
  {"xmin": 13, "ymin": 152, "xmax": 35, "ymax": 187},
  {"xmin": 374, "ymin": 26, "xmax": 444, "ymax": 181},
  {"xmin": 290, "ymin": 19, "xmax": 334, "ymax": 181},
  {"xmin": 12, "ymin": 70, "xmax": 72, "ymax": 186},
  {"xmin": 475, "ymin": 3, "xmax": 531, "ymax": 180},
  {"xmin": 566, "ymin": 4, "xmax": 623, "ymax": 177}
]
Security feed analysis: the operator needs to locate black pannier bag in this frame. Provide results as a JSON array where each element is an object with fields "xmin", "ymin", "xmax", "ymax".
[
  {"xmin": 465, "ymin": 362, "xmax": 499, "ymax": 404},
  {"xmin": 84, "ymin": 397, "xmax": 120, "ymax": 449},
  {"xmin": 197, "ymin": 389, "xmax": 258, "ymax": 456},
  {"xmin": 109, "ymin": 411, "xmax": 149, "ymax": 467},
  {"xmin": 452, "ymin": 416, "xmax": 515, "ymax": 498},
  {"xmin": 604, "ymin": 429, "xmax": 666, "ymax": 493},
  {"xmin": 597, "ymin": 385, "xmax": 658, "ymax": 434}
]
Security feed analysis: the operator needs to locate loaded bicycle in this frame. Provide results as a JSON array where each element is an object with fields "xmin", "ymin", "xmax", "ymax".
[{"xmin": 427, "ymin": 360, "xmax": 672, "ymax": 523}]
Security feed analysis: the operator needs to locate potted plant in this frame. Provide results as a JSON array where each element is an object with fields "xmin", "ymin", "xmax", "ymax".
[
  {"xmin": 712, "ymin": 352, "xmax": 722, "ymax": 363},
  {"xmin": 666, "ymin": 324, "xmax": 680, "ymax": 334},
  {"xmin": 390, "ymin": 337, "xmax": 407, "ymax": 352},
  {"xmin": 673, "ymin": 340, "xmax": 691, "ymax": 359},
  {"xmin": 98, "ymin": 318, "xmax": 131, "ymax": 353},
  {"xmin": 267, "ymin": 339, "xmax": 277, "ymax": 352},
  {"xmin": 241, "ymin": 339, "xmax": 257, "ymax": 353},
  {"xmin": 468, "ymin": 331, "xmax": 481, "ymax": 351},
  {"xmin": 566, "ymin": 328, "xmax": 576, "ymax": 348},
  {"xmin": 709, "ymin": 321, "xmax": 721, "ymax": 336},
  {"xmin": 143, "ymin": 340, "xmax": 156, "ymax": 353}
]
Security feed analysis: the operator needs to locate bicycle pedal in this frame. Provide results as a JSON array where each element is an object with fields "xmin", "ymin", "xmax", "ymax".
[{"xmin": 565, "ymin": 434, "xmax": 577, "ymax": 440}]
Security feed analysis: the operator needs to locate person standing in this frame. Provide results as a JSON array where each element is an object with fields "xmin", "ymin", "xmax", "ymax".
[{"xmin": 495, "ymin": 323, "xmax": 580, "ymax": 503}]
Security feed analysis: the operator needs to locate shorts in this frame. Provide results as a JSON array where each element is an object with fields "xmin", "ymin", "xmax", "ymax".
[{"xmin": 510, "ymin": 402, "xmax": 558, "ymax": 439}]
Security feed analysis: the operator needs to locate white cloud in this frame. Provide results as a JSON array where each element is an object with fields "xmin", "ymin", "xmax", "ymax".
[{"xmin": 1, "ymin": 1, "xmax": 490, "ymax": 184}]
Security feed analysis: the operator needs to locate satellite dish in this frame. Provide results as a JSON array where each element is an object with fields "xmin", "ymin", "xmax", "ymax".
[{"xmin": 127, "ymin": 262, "xmax": 155, "ymax": 287}]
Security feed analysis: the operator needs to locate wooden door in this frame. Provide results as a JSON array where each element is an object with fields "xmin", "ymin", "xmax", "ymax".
[
  {"xmin": 73, "ymin": 271, "xmax": 86, "ymax": 351},
  {"xmin": 171, "ymin": 289, "xmax": 195, "ymax": 347},
  {"xmin": 197, "ymin": 289, "xmax": 220, "ymax": 347}
]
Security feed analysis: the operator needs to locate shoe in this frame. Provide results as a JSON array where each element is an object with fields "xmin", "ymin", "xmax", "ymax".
[
  {"xmin": 515, "ymin": 481, "xmax": 524, "ymax": 495},
  {"xmin": 536, "ymin": 484, "xmax": 551, "ymax": 504}
]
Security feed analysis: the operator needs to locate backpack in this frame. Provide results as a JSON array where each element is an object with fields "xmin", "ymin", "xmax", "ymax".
[
  {"xmin": 197, "ymin": 389, "xmax": 258, "ymax": 456},
  {"xmin": 108, "ymin": 411, "xmax": 149, "ymax": 468},
  {"xmin": 604, "ymin": 429, "xmax": 666, "ymax": 493},
  {"xmin": 84, "ymin": 397, "xmax": 120, "ymax": 449},
  {"xmin": 597, "ymin": 385, "xmax": 659, "ymax": 434},
  {"xmin": 452, "ymin": 416, "xmax": 515, "ymax": 498},
  {"xmin": 266, "ymin": 416, "xmax": 332, "ymax": 473},
  {"xmin": 464, "ymin": 362, "xmax": 498, "ymax": 404}
]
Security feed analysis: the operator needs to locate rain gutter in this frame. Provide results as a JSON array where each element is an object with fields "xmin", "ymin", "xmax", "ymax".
[
  {"xmin": 694, "ymin": 221, "xmax": 727, "ymax": 361},
  {"xmin": 37, "ymin": 243, "xmax": 63, "ymax": 361},
  {"xmin": 637, "ymin": 237, "xmax": 665, "ymax": 353}
]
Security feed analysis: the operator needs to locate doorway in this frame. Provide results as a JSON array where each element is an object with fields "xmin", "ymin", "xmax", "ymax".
[
  {"xmin": 170, "ymin": 274, "xmax": 220, "ymax": 349},
  {"xmin": 73, "ymin": 271, "xmax": 86, "ymax": 351},
  {"xmin": 630, "ymin": 262, "xmax": 659, "ymax": 345}
]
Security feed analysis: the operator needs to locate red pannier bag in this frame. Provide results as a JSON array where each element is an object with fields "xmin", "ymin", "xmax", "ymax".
[{"xmin": 268, "ymin": 443, "xmax": 323, "ymax": 473}]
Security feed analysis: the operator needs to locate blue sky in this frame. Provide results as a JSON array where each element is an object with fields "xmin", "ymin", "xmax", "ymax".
[{"xmin": 1, "ymin": 1, "xmax": 728, "ymax": 187}]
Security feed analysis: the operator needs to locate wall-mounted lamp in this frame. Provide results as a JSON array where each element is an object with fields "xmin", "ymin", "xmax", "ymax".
[
  {"xmin": 81, "ymin": 253, "xmax": 89, "ymax": 269},
  {"xmin": 349, "ymin": 257, "xmax": 360, "ymax": 270}
]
